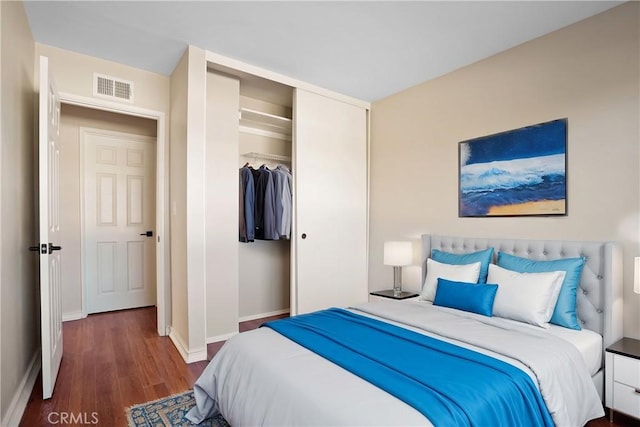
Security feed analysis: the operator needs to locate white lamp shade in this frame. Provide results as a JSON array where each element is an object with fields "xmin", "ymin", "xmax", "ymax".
[
  {"xmin": 384, "ymin": 241, "xmax": 413, "ymax": 266},
  {"xmin": 635, "ymin": 257, "xmax": 640, "ymax": 294}
]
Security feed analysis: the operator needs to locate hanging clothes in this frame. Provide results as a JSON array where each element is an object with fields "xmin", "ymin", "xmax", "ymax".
[
  {"xmin": 239, "ymin": 166, "xmax": 255, "ymax": 242},
  {"xmin": 239, "ymin": 172, "xmax": 246, "ymax": 241},
  {"xmin": 272, "ymin": 167, "xmax": 285, "ymax": 240},
  {"xmin": 239, "ymin": 162, "xmax": 292, "ymax": 242},
  {"xmin": 251, "ymin": 166, "xmax": 265, "ymax": 239},
  {"xmin": 274, "ymin": 164, "xmax": 292, "ymax": 239},
  {"xmin": 258, "ymin": 165, "xmax": 279, "ymax": 240}
]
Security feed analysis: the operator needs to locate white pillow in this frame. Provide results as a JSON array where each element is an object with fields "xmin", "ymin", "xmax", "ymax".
[
  {"xmin": 487, "ymin": 264, "xmax": 565, "ymax": 328},
  {"xmin": 420, "ymin": 258, "xmax": 481, "ymax": 302}
]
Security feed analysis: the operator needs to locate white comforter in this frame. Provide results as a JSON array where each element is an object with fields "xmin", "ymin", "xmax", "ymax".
[{"xmin": 187, "ymin": 302, "xmax": 604, "ymax": 426}]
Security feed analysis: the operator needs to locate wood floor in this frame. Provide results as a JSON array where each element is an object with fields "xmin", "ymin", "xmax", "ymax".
[
  {"xmin": 20, "ymin": 307, "xmax": 287, "ymax": 426},
  {"xmin": 19, "ymin": 307, "xmax": 637, "ymax": 426}
]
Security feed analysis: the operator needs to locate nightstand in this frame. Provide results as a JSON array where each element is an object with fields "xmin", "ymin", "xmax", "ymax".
[
  {"xmin": 369, "ymin": 290, "xmax": 419, "ymax": 303},
  {"xmin": 605, "ymin": 337, "xmax": 640, "ymax": 422}
]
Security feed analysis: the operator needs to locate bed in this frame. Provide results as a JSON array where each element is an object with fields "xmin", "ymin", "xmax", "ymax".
[{"xmin": 187, "ymin": 234, "xmax": 623, "ymax": 426}]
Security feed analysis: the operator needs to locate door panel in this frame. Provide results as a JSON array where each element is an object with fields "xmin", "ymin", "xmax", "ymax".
[
  {"xmin": 97, "ymin": 173, "xmax": 116, "ymax": 224},
  {"xmin": 293, "ymin": 89, "xmax": 368, "ymax": 314},
  {"xmin": 127, "ymin": 241, "xmax": 145, "ymax": 290},
  {"xmin": 97, "ymin": 242, "xmax": 117, "ymax": 294},
  {"xmin": 83, "ymin": 130, "xmax": 156, "ymax": 313},
  {"xmin": 127, "ymin": 175, "xmax": 144, "ymax": 224},
  {"xmin": 39, "ymin": 55, "xmax": 63, "ymax": 399}
]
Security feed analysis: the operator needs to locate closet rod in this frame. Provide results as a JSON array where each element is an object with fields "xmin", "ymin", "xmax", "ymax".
[{"xmin": 241, "ymin": 152, "xmax": 291, "ymax": 162}]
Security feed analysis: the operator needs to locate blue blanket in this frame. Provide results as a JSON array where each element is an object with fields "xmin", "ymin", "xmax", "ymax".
[{"xmin": 263, "ymin": 308, "xmax": 553, "ymax": 427}]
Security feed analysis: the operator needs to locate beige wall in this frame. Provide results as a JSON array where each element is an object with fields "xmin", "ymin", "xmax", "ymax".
[
  {"xmin": 0, "ymin": 1, "xmax": 37, "ymax": 423},
  {"xmin": 35, "ymin": 44, "xmax": 169, "ymax": 113},
  {"xmin": 205, "ymin": 72, "xmax": 240, "ymax": 340},
  {"xmin": 170, "ymin": 49, "xmax": 189, "ymax": 351},
  {"xmin": 369, "ymin": 3, "xmax": 640, "ymax": 338},
  {"xmin": 35, "ymin": 42, "xmax": 173, "ymax": 331},
  {"xmin": 239, "ymin": 240, "xmax": 290, "ymax": 318},
  {"xmin": 184, "ymin": 46, "xmax": 207, "ymax": 359},
  {"xmin": 169, "ymin": 46, "xmax": 207, "ymax": 362},
  {"xmin": 58, "ymin": 104, "xmax": 156, "ymax": 318}
]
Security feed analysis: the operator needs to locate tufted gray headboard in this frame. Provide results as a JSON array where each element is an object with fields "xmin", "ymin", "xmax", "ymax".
[{"xmin": 421, "ymin": 234, "xmax": 623, "ymax": 349}]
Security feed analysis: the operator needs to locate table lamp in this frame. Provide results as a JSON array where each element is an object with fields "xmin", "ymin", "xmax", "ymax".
[{"xmin": 384, "ymin": 241, "xmax": 413, "ymax": 296}]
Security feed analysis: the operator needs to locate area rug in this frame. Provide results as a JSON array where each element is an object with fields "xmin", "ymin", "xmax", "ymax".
[{"xmin": 126, "ymin": 390, "xmax": 230, "ymax": 427}]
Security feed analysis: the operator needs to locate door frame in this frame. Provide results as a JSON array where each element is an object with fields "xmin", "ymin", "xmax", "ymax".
[{"xmin": 59, "ymin": 92, "xmax": 168, "ymax": 336}]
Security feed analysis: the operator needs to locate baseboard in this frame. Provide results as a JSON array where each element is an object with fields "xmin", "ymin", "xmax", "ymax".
[
  {"xmin": 62, "ymin": 311, "xmax": 86, "ymax": 322},
  {"xmin": 2, "ymin": 349, "xmax": 41, "ymax": 427},
  {"xmin": 239, "ymin": 308, "xmax": 290, "ymax": 323},
  {"xmin": 168, "ymin": 328, "xmax": 207, "ymax": 364},
  {"xmin": 205, "ymin": 331, "xmax": 237, "ymax": 344},
  {"xmin": 203, "ymin": 309, "xmax": 289, "ymax": 344}
]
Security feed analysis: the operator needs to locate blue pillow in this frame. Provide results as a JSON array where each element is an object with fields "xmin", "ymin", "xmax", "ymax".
[
  {"xmin": 433, "ymin": 278, "xmax": 498, "ymax": 317},
  {"xmin": 496, "ymin": 252, "xmax": 586, "ymax": 330},
  {"xmin": 432, "ymin": 248, "xmax": 494, "ymax": 284}
]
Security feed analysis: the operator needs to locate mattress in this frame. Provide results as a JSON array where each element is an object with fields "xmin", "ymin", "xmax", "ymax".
[
  {"xmin": 364, "ymin": 300, "xmax": 603, "ymax": 376},
  {"xmin": 188, "ymin": 301, "xmax": 604, "ymax": 426},
  {"xmin": 546, "ymin": 323, "xmax": 603, "ymax": 376}
]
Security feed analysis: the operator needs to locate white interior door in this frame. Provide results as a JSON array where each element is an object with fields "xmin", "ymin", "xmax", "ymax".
[
  {"xmin": 38, "ymin": 56, "xmax": 63, "ymax": 399},
  {"xmin": 82, "ymin": 129, "xmax": 156, "ymax": 314},
  {"xmin": 293, "ymin": 89, "xmax": 368, "ymax": 314}
]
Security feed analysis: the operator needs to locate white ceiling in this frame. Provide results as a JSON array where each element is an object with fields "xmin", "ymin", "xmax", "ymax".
[{"xmin": 23, "ymin": 1, "xmax": 623, "ymax": 102}]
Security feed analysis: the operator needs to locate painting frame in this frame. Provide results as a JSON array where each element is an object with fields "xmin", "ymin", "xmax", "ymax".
[{"xmin": 458, "ymin": 119, "xmax": 567, "ymax": 217}]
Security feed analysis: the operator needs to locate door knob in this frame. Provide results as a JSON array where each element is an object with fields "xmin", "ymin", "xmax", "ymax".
[
  {"xmin": 140, "ymin": 231, "xmax": 153, "ymax": 237},
  {"xmin": 29, "ymin": 244, "xmax": 47, "ymax": 254},
  {"xmin": 48, "ymin": 243, "xmax": 62, "ymax": 254}
]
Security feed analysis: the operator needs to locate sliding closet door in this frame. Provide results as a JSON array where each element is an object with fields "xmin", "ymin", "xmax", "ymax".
[
  {"xmin": 205, "ymin": 71, "xmax": 240, "ymax": 340},
  {"xmin": 292, "ymin": 89, "xmax": 368, "ymax": 314}
]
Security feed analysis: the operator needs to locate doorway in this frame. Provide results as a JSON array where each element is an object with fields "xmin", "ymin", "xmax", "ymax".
[{"xmin": 57, "ymin": 100, "xmax": 168, "ymax": 334}]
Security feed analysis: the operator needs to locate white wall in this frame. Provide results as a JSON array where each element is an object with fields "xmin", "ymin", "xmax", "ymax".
[
  {"xmin": 58, "ymin": 104, "xmax": 156, "ymax": 319},
  {"xmin": 0, "ymin": 1, "xmax": 38, "ymax": 423},
  {"xmin": 369, "ymin": 3, "xmax": 640, "ymax": 338}
]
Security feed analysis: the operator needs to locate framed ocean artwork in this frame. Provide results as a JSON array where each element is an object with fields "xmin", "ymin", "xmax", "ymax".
[{"xmin": 458, "ymin": 119, "xmax": 567, "ymax": 217}]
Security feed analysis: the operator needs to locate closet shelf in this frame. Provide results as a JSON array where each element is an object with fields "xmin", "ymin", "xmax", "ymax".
[
  {"xmin": 239, "ymin": 126, "xmax": 291, "ymax": 142},
  {"xmin": 241, "ymin": 152, "xmax": 291, "ymax": 163},
  {"xmin": 239, "ymin": 107, "xmax": 292, "ymax": 128},
  {"xmin": 239, "ymin": 107, "xmax": 292, "ymax": 142}
]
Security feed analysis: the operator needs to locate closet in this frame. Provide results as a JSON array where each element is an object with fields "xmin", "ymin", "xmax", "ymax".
[
  {"xmin": 237, "ymin": 78, "xmax": 293, "ymax": 322},
  {"xmin": 203, "ymin": 56, "xmax": 369, "ymax": 344}
]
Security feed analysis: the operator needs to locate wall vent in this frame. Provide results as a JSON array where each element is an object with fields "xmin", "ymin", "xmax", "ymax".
[{"xmin": 93, "ymin": 73, "xmax": 134, "ymax": 103}]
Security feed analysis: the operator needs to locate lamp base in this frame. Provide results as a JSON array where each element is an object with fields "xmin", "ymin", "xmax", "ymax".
[{"xmin": 393, "ymin": 266, "xmax": 403, "ymax": 297}]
